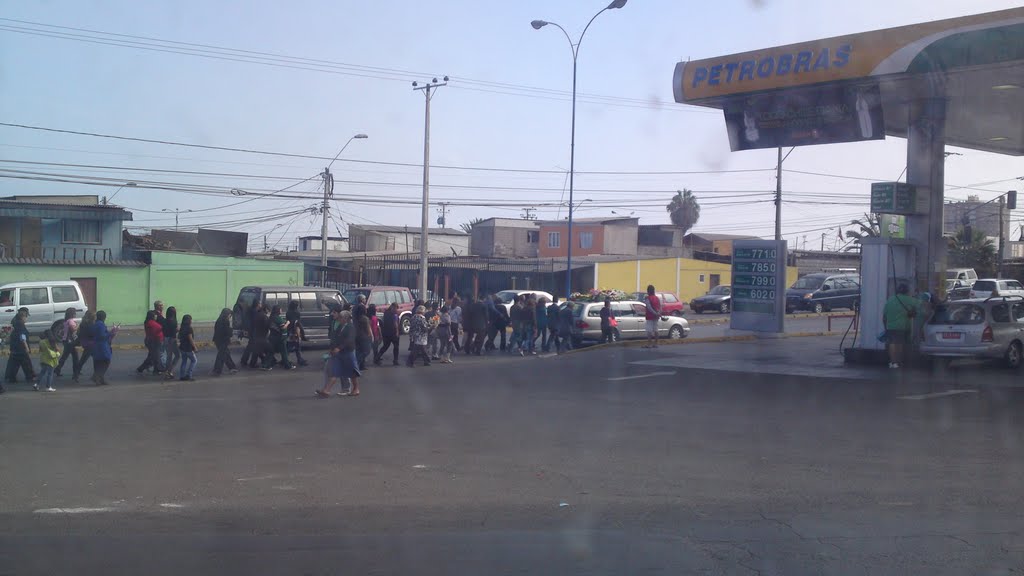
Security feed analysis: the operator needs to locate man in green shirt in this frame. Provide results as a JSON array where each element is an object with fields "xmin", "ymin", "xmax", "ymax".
[{"xmin": 882, "ymin": 283, "xmax": 920, "ymax": 369}]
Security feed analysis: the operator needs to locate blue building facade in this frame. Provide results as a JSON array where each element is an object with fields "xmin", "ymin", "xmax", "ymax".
[{"xmin": 0, "ymin": 196, "xmax": 133, "ymax": 262}]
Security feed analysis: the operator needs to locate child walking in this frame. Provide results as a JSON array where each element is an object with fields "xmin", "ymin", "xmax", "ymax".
[
  {"xmin": 37, "ymin": 329, "xmax": 60, "ymax": 392},
  {"xmin": 178, "ymin": 314, "xmax": 198, "ymax": 381}
]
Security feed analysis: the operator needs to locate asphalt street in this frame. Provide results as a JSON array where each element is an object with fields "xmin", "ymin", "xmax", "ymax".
[{"xmin": 1, "ymin": 338, "xmax": 1021, "ymax": 574}]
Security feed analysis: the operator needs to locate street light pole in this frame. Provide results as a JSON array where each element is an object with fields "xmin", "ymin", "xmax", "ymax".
[
  {"xmin": 321, "ymin": 133, "xmax": 368, "ymax": 286},
  {"xmin": 413, "ymin": 77, "xmax": 448, "ymax": 301},
  {"xmin": 161, "ymin": 208, "xmax": 193, "ymax": 231},
  {"xmin": 532, "ymin": 0, "xmax": 627, "ymax": 299},
  {"xmin": 104, "ymin": 181, "xmax": 137, "ymax": 205}
]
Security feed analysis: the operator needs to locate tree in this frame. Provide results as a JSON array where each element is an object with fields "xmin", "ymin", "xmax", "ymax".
[
  {"xmin": 460, "ymin": 217, "xmax": 485, "ymax": 234},
  {"xmin": 666, "ymin": 189, "xmax": 700, "ymax": 235},
  {"xmin": 949, "ymin": 227, "xmax": 997, "ymax": 277},
  {"xmin": 842, "ymin": 213, "xmax": 881, "ymax": 251}
]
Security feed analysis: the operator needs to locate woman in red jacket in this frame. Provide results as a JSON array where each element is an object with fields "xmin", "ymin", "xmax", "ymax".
[{"xmin": 135, "ymin": 310, "xmax": 165, "ymax": 376}]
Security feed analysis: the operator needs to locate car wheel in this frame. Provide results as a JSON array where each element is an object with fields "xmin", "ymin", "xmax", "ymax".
[
  {"xmin": 719, "ymin": 302, "xmax": 730, "ymax": 314},
  {"xmin": 668, "ymin": 325, "xmax": 684, "ymax": 339},
  {"xmin": 400, "ymin": 315, "xmax": 411, "ymax": 335},
  {"xmin": 1006, "ymin": 341, "xmax": 1023, "ymax": 369},
  {"xmin": 812, "ymin": 302, "xmax": 824, "ymax": 314}
]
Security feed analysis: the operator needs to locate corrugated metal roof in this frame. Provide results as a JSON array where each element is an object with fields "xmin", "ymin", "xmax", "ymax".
[
  {"xmin": 0, "ymin": 200, "xmax": 133, "ymax": 222},
  {"xmin": 0, "ymin": 257, "xmax": 146, "ymax": 266}
]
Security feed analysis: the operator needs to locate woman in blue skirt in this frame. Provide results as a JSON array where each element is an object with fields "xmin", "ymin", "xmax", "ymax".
[{"xmin": 317, "ymin": 309, "xmax": 361, "ymax": 398}]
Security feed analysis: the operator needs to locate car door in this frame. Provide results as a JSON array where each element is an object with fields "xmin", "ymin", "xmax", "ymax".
[
  {"xmin": 294, "ymin": 291, "xmax": 324, "ymax": 335},
  {"xmin": 18, "ymin": 286, "xmax": 54, "ymax": 333},
  {"xmin": 51, "ymin": 284, "xmax": 86, "ymax": 317},
  {"xmin": 633, "ymin": 303, "xmax": 651, "ymax": 336},
  {"xmin": 1004, "ymin": 280, "xmax": 1024, "ymax": 297},
  {"xmin": 611, "ymin": 303, "xmax": 636, "ymax": 338}
]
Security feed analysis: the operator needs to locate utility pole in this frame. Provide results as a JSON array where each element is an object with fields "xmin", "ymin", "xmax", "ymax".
[
  {"xmin": 821, "ymin": 232, "xmax": 825, "ymax": 252},
  {"xmin": 413, "ymin": 76, "xmax": 448, "ymax": 301},
  {"xmin": 998, "ymin": 196, "xmax": 1005, "ymax": 278},
  {"xmin": 161, "ymin": 208, "xmax": 192, "ymax": 232},
  {"xmin": 521, "ymin": 207, "xmax": 537, "ymax": 220},
  {"xmin": 775, "ymin": 147, "xmax": 783, "ymax": 241},
  {"xmin": 320, "ymin": 167, "xmax": 333, "ymax": 287}
]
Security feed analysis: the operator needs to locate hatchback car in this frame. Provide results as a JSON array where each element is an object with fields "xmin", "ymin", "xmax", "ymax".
[
  {"xmin": 570, "ymin": 300, "xmax": 689, "ymax": 344},
  {"xmin": 968, "ymin": 278, "xmax": 1024, "ymax": 299},
  {"xmin": 629, "ymin": 291, "xmax": 685, "ymax": 316},
  {"xmin": 921, "ymin": 297, "xmax": 1024, "ymax": 368},
  {"xmin": 689, "ymin": 285, "xmax": 732, "ymax": 314}
]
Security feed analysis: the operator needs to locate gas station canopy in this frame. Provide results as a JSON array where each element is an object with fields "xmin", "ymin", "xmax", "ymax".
[{"xmin": 673, "ymin": 7, "xmax": 1024, "ymax": 155}]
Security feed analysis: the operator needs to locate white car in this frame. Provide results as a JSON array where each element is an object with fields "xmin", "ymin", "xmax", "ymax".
[
  {"xmin": 493, "ymin": 290, "xmax": 555, "ymax": 314},
  {"xmin": 968, "ymin": 279, "xmax": 1024, "ymax": 299}
]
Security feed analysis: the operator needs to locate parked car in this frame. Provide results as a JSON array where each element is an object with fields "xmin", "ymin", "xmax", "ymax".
[
  {"xmin": 785, "ymin": 273, "xmax": 861, "ymax": 314},
  {"xmin": 570, "ymin": 300, "xmax": 689, "ymax": 344},
  {"xmin": 921, "ymin": 297, "xmax": 1024, "ymax": 368},
  {"xmin": 494, "ymin": 290, "xmax": 555, "ymax": 315},
  {"xmin": 342, "ymin": 285, "xmax": 416, "ymax": 334},
  {"xmin": 0, "ymin": 280, "xmax": 89, "ymax": 335},
  {"xmin": 946, "ymin": 279, "xmax": 973, "ymax": 300},
  {"xmin": 689, "ymin": 285, "xmax": 732, "ymax": 314},
  {"xmin": 233, "ymin": 285, "xmax": 346, "ymax": 345},
  {"xmin": 629, "ymin": 291, "xmax": 685, "ymax": 316},
  {"xmin": 946, "ymin": 267, "xmax": 978, "ymax": 286},
  {"xmin": 968, "ymin": 278, "xmax": 1024, "ymax": 299}
]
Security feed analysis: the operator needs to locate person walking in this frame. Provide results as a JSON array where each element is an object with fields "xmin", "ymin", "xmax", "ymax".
[
  {"xmin": 461, "ymin": 295, "xmax": 475, "ymax": 354},
  {"xmin": 267, "ymin": 305, "xmax": 293, "ymax": 370},
  {"xmin": 153, "ymin": 300, "xmax": 167, "ymax": 371},
  {"xmin": 406, "ymin": 306, "xmax": 431, "ymax": 367},
  {"xmin": 353, "ymin": 304, "xmax": 373, "ymax": 371},
  {"xmin": 36, "ymin": 329, "xmax": 60, "ymax": 392},
  {"xmin": 508, "ymin": 295, "xmax": 523, "ymax": 354},
  {"xmin": 136, "ymin": 310, "xmax": 164, "ymax": 376},
  {"xmin": 316, "ymin": 309, "xmax": 360, "ymax": 398},
  {"xmin": 240, "ymin": 302, "xmax": 262, "ymax": 367},
  {"xmin": 74, "ymin": 310, "xmax": 97, "ymax": 383},
  {"xmin": 521, "ymin": 297, "xmax": 537, "ymax": 356},
  {"xmin": 470, "ymin": 296, "xmax": 488, "ymax": 355},
  {"xmin": 367, "ymin": 303, "xmax": 382, "ymax": 365},
  {"xmin": 5, "ymin": 308, "xmax": 36, "ymax": 385},
  {"xmin": 285, "ymin": 300, "xmax": 308, "ymax": 367},
  {"xmin": 448, "ymin": 297, "xmax": 462, "ymax": 352},
  {"xmin": 643, "ymin": 284, "xmax": 662, "ymax": 349},
  {"xmin": 161, "ymin": 306, "xmax": 181, "ymax": 380},
  {"xmin": 248, "ymin": 305, "xmax": 272, "ymax": 370},
  {"xmin": 536, "ymin": 297, "xmax": 550, "ymax": 352},
  {"xmin": 557, "ymin": 301, "xmax": 575, "ymax": 354},
  {"xmin": 600, "ymin": 298, "xmax": 616, "ymax": 343},
  {"xmin": 437, "ymin": 305, "xmax": 454, "ymax": 363},
  {"xmin": 425, "ymin": 302, "xmax": 440, "ymax": 360},
  {"xmin": 53, "ymin": 308, "xmax": 79, "ymax": 380},
  {"xmin": 211, "ymin": 308, "xmax": 238, "ymax": 376},
  {"xmin": 883, "ymin": 283, "xmax": 919, "ymax": 369},
  {"xmin": 90, "ymin": 311, "xmax": 117, "ymax": 386},
  {"xmin": 178, "ymin": 314, "xmax": 198, "ymax": 381},
  {"xmin": 547, "ymin": 297, "xmax": 561, "ymax": 353},
  {"xmin": 374, "ymin": 302, "xmax": 401, "ymax": 366}
]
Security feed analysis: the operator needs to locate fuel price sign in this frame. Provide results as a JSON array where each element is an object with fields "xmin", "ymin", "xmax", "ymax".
[{"xmin": 730, "ymin": 240, "xmax": 787, "ymax": 333}]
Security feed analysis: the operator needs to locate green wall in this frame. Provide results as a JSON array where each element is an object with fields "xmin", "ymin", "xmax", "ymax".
[{"xmin": 0, "ymin": 252, "xmax": 303, "ymax": 324}]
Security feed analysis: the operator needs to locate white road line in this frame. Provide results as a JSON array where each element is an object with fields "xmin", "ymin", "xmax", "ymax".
[
  {"xmin": 34, "ymin": 507, "xmax": 115, "ymax": 514},
  {"xmin": 606, "ymin": 371, "xmax": 677, "ymax": 381},
  {"xmin": 897, "ymin": 389, "xmax": 979, "ymax": 401},
  {"xmin": 159, "ymin": 503, "xmax": 185, "ymax": 508}
]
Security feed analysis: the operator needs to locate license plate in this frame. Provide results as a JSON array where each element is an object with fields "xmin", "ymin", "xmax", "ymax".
[{"xmin": 941, "ymin": 332, "xmax": 962, "ymax": 340}]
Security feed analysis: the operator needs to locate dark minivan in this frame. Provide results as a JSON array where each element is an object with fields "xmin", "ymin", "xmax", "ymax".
[
  {"xmin": 233, "ymin": 286, "xmax": 346, "ymax": 345},
  {"xmin": 785, "ymin": 273, "xmax": 861, "ymax": 314}
]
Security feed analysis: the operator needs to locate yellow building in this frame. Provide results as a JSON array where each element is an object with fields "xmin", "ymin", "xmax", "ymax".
[{"xmin": 592, "ymin": 256, "xmax": 799, "ymax": 304}]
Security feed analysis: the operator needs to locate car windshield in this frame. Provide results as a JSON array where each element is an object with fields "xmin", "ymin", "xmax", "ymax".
[
  {"xmin": 708, "ymin": 286, "xmax": 729, "ymax": 295},
  {"xmin": 791, "ymin": 276, "xmax": 825, "ymax": 290},
  {"xmin": 929, "ymin": 303, "xmax": 986, "ymax": 325}
]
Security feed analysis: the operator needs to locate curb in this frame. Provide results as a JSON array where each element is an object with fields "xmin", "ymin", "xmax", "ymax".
[
  {"xmin": 564, "ymin": 330, "xmax": 845, "ymax": 355},
  {"xmin": 0, "ymin": 340, "xmax": 228, "ymax": 357}
]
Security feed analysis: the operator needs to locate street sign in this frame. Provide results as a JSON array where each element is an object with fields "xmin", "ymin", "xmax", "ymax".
[
  {"xmin": 870, "ymin": 182, "xmax": 923, "ymax": 215},
  {"xmin": 730, "ymin": 240, "xmax": 787, "ymax": 332}
]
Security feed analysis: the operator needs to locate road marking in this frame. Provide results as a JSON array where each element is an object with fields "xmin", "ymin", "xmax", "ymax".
[
  {"xmin": 897, "ymin": 389, "xmax": 979, "ymax": 401},
  {"xmin": 159, "ymin": 503, "xmax": 185, "ymax": 508},
  {"xmin": 34, "ymin": 507, "xmax": 115, "ymax": 514},
  {"xmin": 606, "ymin": 371, "xmax": 677, "ymax": 381},
  {"xmin": 412, "ymin": 464, "xmax": 428, "ymax": 469}
]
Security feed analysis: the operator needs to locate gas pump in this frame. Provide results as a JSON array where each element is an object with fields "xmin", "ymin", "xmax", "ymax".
[{"xmin": 843, "ymin": 237, "xmax": 917, "ymax": 363}]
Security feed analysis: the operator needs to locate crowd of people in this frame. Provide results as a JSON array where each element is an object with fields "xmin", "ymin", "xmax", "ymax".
[{"xmin": 2, "ymin": 305, "xmax": 118, "ymax": 393}]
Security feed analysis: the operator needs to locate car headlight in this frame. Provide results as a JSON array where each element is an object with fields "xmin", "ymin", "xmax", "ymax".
[{"xmin": 803, "ymin": 293, "xmax": 813, "ymax": 299}]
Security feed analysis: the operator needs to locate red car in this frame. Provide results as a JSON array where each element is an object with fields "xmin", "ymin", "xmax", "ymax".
[
  {"xmin": 630, "ymin": 291, "xmax": 685, "ymax": 316},
  {"xmin": 343, "ymin": 286, "xmax": 416, "ymax": 334}
]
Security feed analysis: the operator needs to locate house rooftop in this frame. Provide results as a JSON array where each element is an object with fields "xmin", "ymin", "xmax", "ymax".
[{"xmin": 349, "ymin": 224, "xmax": 467, "ymax": 236}]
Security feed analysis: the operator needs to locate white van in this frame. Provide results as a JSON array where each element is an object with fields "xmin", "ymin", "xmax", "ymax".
[{"xmin": 0, "ymin": 281, "xmax": 89, "ymax": 335}]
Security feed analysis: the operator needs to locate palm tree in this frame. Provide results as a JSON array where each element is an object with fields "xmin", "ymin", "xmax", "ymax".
[
  {"xmin": 842, "ymin": 213, "xmax": 881, "ymax": 251},
  {"xmin": 666, "ymin": 189, "xmax": 700, "ymax": 235},
  {"xmin": 949, "ymin": 227, "xmax": 997, "ymax": 277},
  {"xmin": 459, "ymin": 217, "xmax": 485, "ymax": 234}
]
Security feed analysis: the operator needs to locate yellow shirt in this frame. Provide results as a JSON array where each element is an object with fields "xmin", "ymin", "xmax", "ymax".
[{"xmin": 39, "ymin": 339, "xmax": 61, "ymax": 368}]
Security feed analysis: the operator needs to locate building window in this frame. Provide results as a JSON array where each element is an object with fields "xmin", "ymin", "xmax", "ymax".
[
  {"xmin": 699, "ymin": 274, "xmax": 706, "ymax": 283},
  {"xmin": 548, "ymin": 231, "xmax": 561, "ymax": 248},
  {"xmin": 527, "ymin": 231, "xmax": 539, "ymax": 243},
  {"xmin": 62, "ymin": 220, "xmax": 102, "ymax": 244},
  {"xmin": 579, "ymin": 231, "xmax": 593, "ymax": 249}
]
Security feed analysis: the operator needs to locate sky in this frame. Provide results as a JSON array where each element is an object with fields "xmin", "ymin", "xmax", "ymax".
[{"xmin": 1, "ymin": 0, "xmax": 1022, "ymax": 252}]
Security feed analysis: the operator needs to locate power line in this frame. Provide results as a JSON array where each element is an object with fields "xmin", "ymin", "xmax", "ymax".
[{"xmin": 0, "ymin": 122, "xmax": 771, "ymax": 176}]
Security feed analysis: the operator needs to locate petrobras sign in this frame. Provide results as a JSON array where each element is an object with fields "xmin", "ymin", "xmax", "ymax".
[{"xmin": 690, "ymin": 45, "xmax": 852, "ymax": 92}]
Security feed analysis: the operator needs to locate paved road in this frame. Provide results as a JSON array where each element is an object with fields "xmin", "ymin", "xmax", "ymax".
[{"xmin": 1, "ymin": 340, "xmax": 1021, "ymax": 574}]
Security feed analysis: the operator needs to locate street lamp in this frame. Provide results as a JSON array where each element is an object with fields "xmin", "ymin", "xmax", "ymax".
[
  {"xmin": 104, "ymin": 181, "xmax": 137, "ymax": 205},
  {"xmin": 321, "ymin": 133, "xmax": 368, "ymax": 286},
  {"xmin": 532, "ymin": 0, "xmax": 627, "ymax": 299},
  {"xmin": 162, "ymin": 208, "xmax": 193, "ymax": 231}
]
